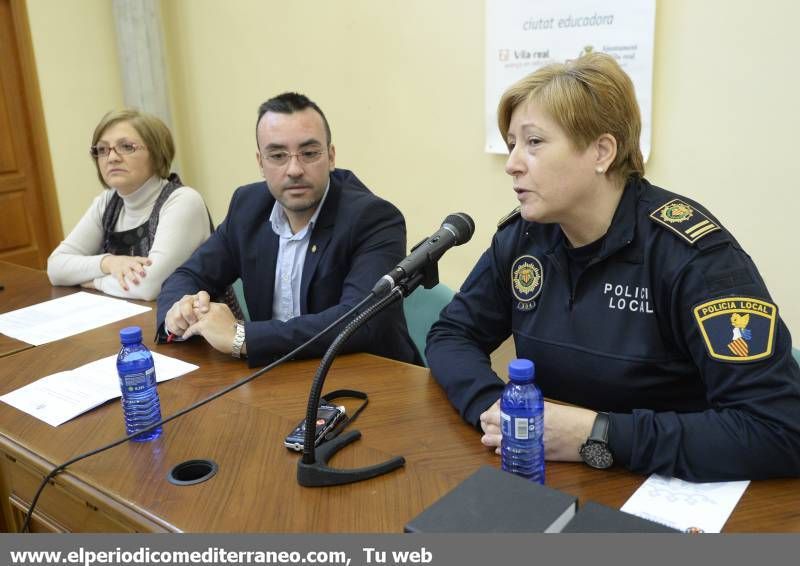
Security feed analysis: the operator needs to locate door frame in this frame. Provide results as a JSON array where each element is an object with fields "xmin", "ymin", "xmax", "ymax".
[{"xmin": 6, "ymin": 0, "xmax": 63, "ymax": 251}]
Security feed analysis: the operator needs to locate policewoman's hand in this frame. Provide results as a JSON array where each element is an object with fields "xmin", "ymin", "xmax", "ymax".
[
  {"xmin": 480, "ymin": 399, "xmax": 597, "ymax": 461},
  {"xmin": 542, "ymin": 401, "xmax": 596, "ymax": 461},
  {"xmin": 480, "ymin": 400, "xmax": 502, "ymax": 454}
]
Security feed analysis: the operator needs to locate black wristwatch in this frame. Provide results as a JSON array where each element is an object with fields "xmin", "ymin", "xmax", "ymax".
[{"xmin": 579, "ymin": 412, "xmax": 614, "ymax": 469}]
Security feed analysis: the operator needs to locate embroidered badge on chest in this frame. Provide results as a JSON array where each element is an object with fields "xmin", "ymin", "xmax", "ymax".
[
  {"xmin": 693, "ymin": 297, "xmax": 778, "ymax": 362},
  {"xmin": 511, "ymin": 255, "xmax": 543, "ymax": 312}
]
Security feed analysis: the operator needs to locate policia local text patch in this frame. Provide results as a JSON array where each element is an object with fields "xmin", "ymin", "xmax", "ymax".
[{"xmin": 693, "ymin": 297, "xmax": 777, "ymax": 363}]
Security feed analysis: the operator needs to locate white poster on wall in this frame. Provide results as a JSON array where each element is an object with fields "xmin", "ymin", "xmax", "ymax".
[{"xmin": 485, "ymin": 0, "xmax": 656, "ymax": 159}]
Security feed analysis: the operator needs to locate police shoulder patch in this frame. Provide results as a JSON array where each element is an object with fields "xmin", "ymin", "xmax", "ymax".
[
  {"xmin": 497, "ymin": 206, "xmax": 521, "ymax": 231},
  {"xmin": 693, "ymin": 297, "xmax": 778, "ymax": 363},
  {"xmin": 650, "ymin": 199, "xmax": 720, "ymax": 245}
]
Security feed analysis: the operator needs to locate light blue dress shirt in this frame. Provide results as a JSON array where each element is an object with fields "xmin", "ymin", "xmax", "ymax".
[{"xmin": 269, "ymin": 183, "xmax": 330, "ymax": 322}]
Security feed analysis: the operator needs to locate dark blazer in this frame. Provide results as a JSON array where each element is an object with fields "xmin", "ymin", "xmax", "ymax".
[{"xmin": 157, "ymin": 169, "xmax": 422, "ymax": 367}]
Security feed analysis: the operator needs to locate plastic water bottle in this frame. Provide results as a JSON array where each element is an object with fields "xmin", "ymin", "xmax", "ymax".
[
  {"xmin": 501, "ymin": 358, "xmax": 545, "ymax": 483},
  {"xmin": 117, "ymin": 326, "xmax": 163, "ymax": 441}
]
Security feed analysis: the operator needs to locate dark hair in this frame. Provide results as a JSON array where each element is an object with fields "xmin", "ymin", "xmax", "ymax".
[{"xmin": 256, "ymin": 92, "xmax": 332, "ymax": 146}]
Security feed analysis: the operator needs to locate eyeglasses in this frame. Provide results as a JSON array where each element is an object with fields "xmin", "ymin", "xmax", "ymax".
[
  {"xmin": 89, "ymin": 141, "xmax": 146, "ymax": 159},
  {"xmin": 261, "ymin": 149, "xmax": 325, "ymax": 167}
]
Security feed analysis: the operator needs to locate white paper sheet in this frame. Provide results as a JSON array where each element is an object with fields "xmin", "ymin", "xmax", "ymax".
[
  {"xmin": 0, "ymin": 352, "xmax": 198, "ymax": 426},
  {"xmin": 0, "ymin": 292, "xmax": 151, "ymax": 346},
  {"xmin": 485, "ymin": 0, "xmax": 656, "ymax": 160},
  {"xmin": 620, "ymin": 474, "xmax": 749, "ymax": 533}
]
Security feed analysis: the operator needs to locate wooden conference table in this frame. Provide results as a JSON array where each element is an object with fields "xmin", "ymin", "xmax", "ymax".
[{"xmin": 0, "ymin": 262, "xmax": 798, "ymax": 532}]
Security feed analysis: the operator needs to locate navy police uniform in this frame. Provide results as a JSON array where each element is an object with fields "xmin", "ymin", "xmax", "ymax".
[{"xmin": 427, "ymin": 177, "xmax": 800, "ymax": 481}]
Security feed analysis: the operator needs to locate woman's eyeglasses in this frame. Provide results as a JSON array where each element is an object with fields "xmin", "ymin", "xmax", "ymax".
[{"xmin": 89, "ymin": 141, "xmax": 146, "ymax": 159}]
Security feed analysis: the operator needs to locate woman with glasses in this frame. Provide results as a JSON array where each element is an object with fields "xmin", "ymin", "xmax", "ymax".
[{"xmin": 47, "ymin": 109, "xmax": 211, "ymax": 301}]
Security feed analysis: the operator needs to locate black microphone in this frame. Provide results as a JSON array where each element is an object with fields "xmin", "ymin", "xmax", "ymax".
[{"xmin": 372, "ymin": 212, "xmax": 475, "ymax": 296}]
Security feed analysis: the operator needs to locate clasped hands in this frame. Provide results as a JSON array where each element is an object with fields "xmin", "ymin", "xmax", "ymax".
[
  {"xmin": 165, "ymin": 291, "xmax": 242, "ymax": 355},
  {"xmin": 479, "ymin": 399, "xmax": 597, "ymax": 462},
  {"xmin": 81, "ymin": 255, "xmax": 152, "ymax": 291}
]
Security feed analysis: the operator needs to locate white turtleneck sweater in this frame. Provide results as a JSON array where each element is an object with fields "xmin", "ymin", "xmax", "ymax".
[{"xmin": 47, "ymin": 176, "xmax": 211, "ymax": 301}]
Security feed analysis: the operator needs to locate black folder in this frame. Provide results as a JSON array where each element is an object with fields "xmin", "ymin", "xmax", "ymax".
[
  {"xmin": 562, "ymin": 501, "xmax": 679, "ymax": 533},
  {"xmin": 404, "ymin": 465, "xmax": 577, "ymax": 533}
]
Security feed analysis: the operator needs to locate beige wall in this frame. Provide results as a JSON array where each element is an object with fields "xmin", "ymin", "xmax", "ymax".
[
  {"xmin": 29, "ymin": 0, "xmax": 800, "ymax": 338},
  {"xmin": 26, "ymin": 0, "xmax": 124, "ymax": 231},
  {"xmin": 648, "ymin": 1, "xmax": 800, "ymax": 340}
]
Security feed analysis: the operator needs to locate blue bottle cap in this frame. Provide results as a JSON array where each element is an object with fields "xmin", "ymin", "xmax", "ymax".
[
  {"xmin": 508, "ymin": 358, "xmax": 535, "ymax": 383},
  {"xmin": 119, "ymin": 326, "xmax": 143, "ymax": 344}
]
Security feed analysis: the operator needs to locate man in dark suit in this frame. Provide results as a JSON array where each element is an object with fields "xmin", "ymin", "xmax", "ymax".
[{"xmin": 157, "ymin": 92, "xmax": 421, "ymax": 367}]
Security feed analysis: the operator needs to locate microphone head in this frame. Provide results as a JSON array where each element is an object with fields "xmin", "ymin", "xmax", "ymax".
[{"xmin": 443, "ymin": 213, "xmax": 475, "ymax": 245}]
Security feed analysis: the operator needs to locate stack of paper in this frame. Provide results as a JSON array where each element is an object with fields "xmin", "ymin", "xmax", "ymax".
[
  {"xmin": 0, "ymin": 292, "xmax": 150, "ymax": 345},
  {"xmin": 621, "ymin": 474, "xmax": 749, "ymax": 533},
  {"xmin": 0, "ymin": 353, "xmax": 198, "ymax": 426}
]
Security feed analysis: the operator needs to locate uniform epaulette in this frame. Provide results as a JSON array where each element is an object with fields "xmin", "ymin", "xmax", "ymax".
[
  {"xmin": 649, "ymin": 199, "xmax": 721, "ymax": 246},
  {"xmin": 497, "ymin": 206, "xmax": 521, "ymax": 231}
]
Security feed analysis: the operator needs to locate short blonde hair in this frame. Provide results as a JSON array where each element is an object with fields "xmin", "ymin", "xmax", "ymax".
[
  {"xmin": 90, "ymin": 109, "xmax": 175, "ymax": 187},
  {"xmin": 497, "ymin": 52, "xmax": 644, "ymax": 180}
]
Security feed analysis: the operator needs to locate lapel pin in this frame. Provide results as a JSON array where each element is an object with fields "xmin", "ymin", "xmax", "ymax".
[{"xmin": 311, "ymin": 244, "xmax": 317, "ymax": 253}]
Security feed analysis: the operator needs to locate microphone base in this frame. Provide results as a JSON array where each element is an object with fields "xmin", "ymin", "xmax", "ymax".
[{"xmin": 297, "ymin": 430, "xmax": 406, "ymax": 487}]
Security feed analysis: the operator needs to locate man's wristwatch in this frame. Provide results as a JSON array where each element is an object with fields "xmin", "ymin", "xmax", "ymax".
[
  {"xmin": 579, "ymin": 412, "xmax": 614, "ymax": 469},
  {"xmin": 231, "ymin": 320, "xmax": 246, "ymax": 359}
]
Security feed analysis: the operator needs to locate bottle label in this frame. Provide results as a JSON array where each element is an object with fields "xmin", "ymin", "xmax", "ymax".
[
  {"xmin": 501, "ymin": 411, "xmax": 536, "ymax": 440},
  {"xmin": 121, "ymin": 367, "xmax": 155, "ymax": 393}
]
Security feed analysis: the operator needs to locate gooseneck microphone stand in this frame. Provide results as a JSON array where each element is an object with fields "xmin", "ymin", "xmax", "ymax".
[{"xmin": 297, "ymin": 269, "xmax": 435, "ymax": 487}]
